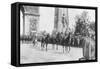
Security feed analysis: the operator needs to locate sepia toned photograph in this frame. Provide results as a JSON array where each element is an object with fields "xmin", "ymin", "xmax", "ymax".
[{"xmin": 20, "ymin": 5, "xmax": 96, "ymax": 64}]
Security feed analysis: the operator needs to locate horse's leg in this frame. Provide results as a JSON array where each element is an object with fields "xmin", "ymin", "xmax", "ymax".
[
  {"xmin": 41, "ymin": 42, "xmax": 42, "ymax": 50},
  {"xmin": 69, "ymin": 41, "xmax": 71, "ymax": 52},
  {"xmin": 33, "ymin": 41, "xmax": 35, "ymax": 47},
  {"xmin": 64, "ymin": 44, "xmax": 68, "ymax": 53},
  {"xmin": 67, "ymin": 43, "xmax": 70, "ymax": 53},
  {"xmin": 67, "ymin": 46, "xmax": 70, "ymax": 53},
  {"xmin": 63, "ymin": 45, "xmax": 65, "ymax": 53},
  {"xmin": 41, "ymin": 42, "xmax": 44, "ymax": 50},
  {"xmin": 46, "ymin": 43, "xmax": 48, "ymax": 51},
  {"xmin": 52, "ymin": 43, "xmax": 55, "ymax": 50},
  {"xmin": 42, "ymin": 42, "xmax": 45, "ymax": 48},
  {"xmin": 33, "ymin": 40, "xmax": 36, "ymax": 47},
  {"xmin": 56, "ymin": 44, "xmax": 58, "ymax": 50}
]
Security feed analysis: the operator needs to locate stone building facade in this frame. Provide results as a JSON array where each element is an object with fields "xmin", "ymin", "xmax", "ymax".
[
  {"xmin": 20, "ymin": 6, "xmax": 40, "ymax": 36},
  {"xmin": 54, "ymin": 8, "xmax": 69, "ymax": 34}
]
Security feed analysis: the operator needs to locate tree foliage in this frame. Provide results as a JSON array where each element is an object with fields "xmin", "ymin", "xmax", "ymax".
[{"xmin": 75, "ymin": 11, "xmax": 89, "ymax": 36}]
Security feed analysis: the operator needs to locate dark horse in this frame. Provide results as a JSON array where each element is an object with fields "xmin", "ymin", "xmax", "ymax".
[
  {"xmin": 40, "ymin": 32, "xmax": 72, "ymax": 53},
  {"xmin": 64, "ymin": 33, "xmax": 71, "ymax": 53},
  {"xmin": 41, "ymin": 34, "xmax": 50, "ymax": 51},
  {"xmin": 44, "ymin": 34, "xmax": 50, "ymax": 51},
  {"xmin": 32, "ymin": 35, "xmax": 37, "ymax": 46},
  {"xmin": 56, "ymin": 32, "xmax": 71, "ymax": 53},
  {"xmin": 55, "ymin": 32, "xmax": 61, "ymax": 50}
]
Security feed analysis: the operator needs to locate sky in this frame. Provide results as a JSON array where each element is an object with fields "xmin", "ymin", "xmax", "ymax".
[
  {"xmin": 20, "ymin": 6, "xmax": 95, "ymax": 35},
  {"xmin": 39, "ymin": 7, "xmax": 55, "ymax": 34},
  {"xmin": 38, "ymin": 7, "xmax": 95, "ymax": 34},
  {"xmin": 68, "ymin": 8, "xmax": 95, "ymax": 32}
]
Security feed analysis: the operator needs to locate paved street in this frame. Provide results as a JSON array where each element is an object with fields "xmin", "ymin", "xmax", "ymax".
[{"xmin": 20, "ymin": 42, "xmax": 83, "ymax": 64}]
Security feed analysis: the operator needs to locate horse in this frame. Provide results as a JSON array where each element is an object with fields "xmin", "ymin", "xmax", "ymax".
[
  {"xmin": 41, "ymin": 35, "xmax": 46, "ymax": 50},
  {"xmin": 55, "ymin": 32, "xmax": 61, "ymax": 50},
  {"xmin": 61, "ymin": 33, "xmax": 71, "ymax": 53},
  {"xmin": 32, "ymin": 35, "xmax": 37, "ymax": 46},
  {"xmin": 44, "ymin": 34, "xmax": 50, "ymax": 51},
  {"xmin": 50, "ymin": 33, "xmax": 57, "ymax": 50},
  {"xmin": 40, "ymin": 33, "xmax": 50, "ymax": 51}
]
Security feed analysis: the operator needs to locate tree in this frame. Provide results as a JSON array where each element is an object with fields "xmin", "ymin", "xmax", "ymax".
[
  {"xmin": 89, "ymin": 22, "xmax": 95, "ymax": 31},
  {"xmin": 75, "ymin": 11, "xmax": 89, "ymax": 36}
]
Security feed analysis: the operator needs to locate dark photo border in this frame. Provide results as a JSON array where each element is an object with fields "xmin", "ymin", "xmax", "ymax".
[{"xmin": 11, "ymin": 2, "xmax": 98, "ymax": 67}]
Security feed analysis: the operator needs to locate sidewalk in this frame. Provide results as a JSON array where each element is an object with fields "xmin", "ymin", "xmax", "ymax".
[{"xmin": 20, "ymin": 42, "xmax": 83, "ymax": 64}]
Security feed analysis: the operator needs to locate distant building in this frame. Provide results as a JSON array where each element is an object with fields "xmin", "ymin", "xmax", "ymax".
[
  {"xmin": 20, "ymin": 6, "xmax": 40, "ymax": 36},
  {"xmin": 54, "ymin": 8, "xmax": 69, "ymax": 34}
]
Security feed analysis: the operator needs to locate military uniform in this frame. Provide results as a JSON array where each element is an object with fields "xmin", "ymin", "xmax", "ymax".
[{"xmin": 79, "ymin": 37, "xmax": 95, "ymax": 60}]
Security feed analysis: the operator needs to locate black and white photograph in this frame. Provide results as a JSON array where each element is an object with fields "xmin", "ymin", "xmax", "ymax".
[{"xmin": 20, "ymin": 5, "xmax": 96, "ymax": 64}]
